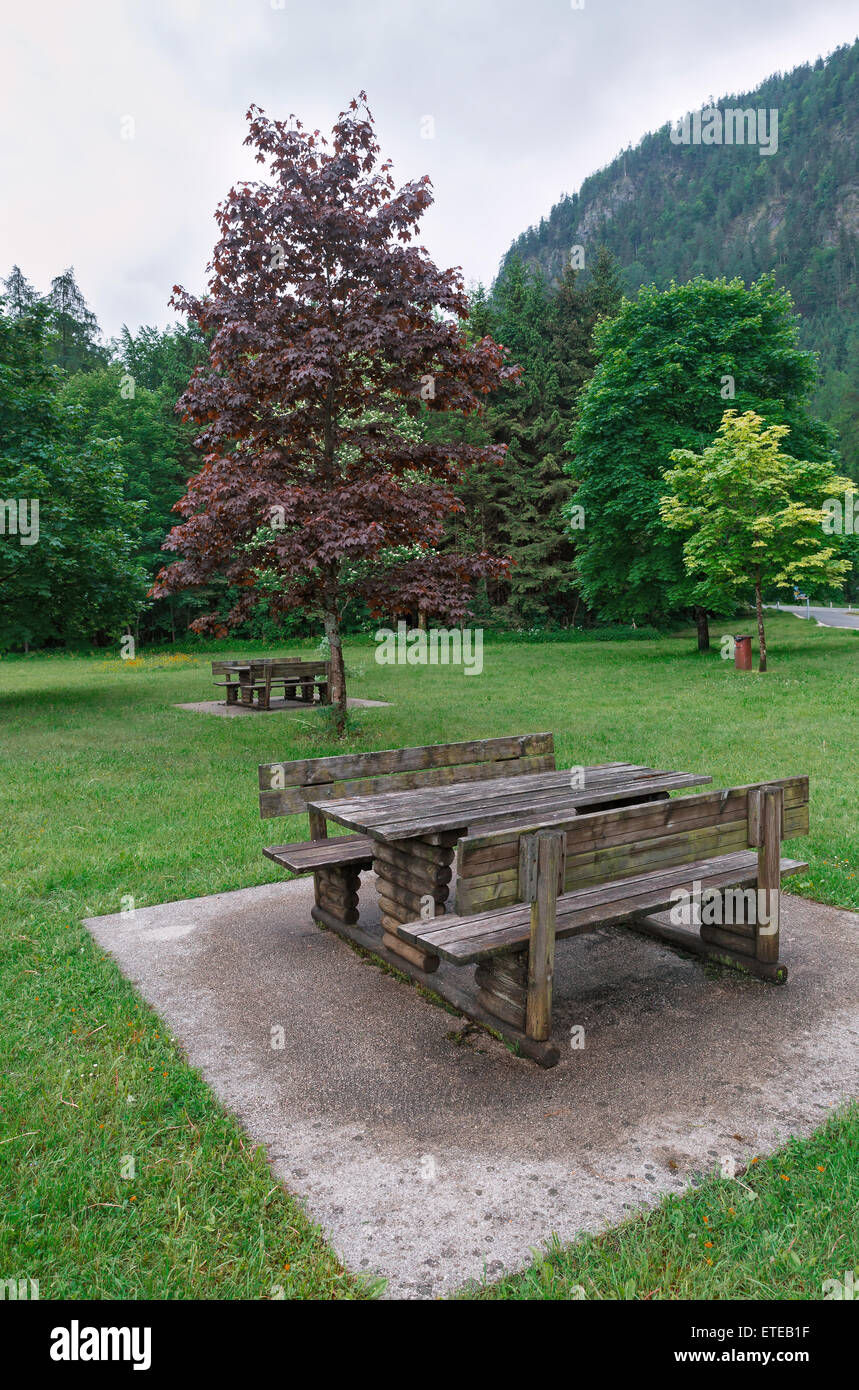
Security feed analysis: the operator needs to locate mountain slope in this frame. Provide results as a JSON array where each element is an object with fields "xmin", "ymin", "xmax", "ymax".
[{"xmin": 502, "ymin": 40, "xmax": 859, "ymax": 454}]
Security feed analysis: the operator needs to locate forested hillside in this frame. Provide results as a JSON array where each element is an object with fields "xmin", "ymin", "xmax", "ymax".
[
  {"xmin": 4, "ymin": 48, "xmax": 857, "ymax": 652},
  {"xmin": 503, "ymin": 41, "xmax": 859, "ymax": 466}
]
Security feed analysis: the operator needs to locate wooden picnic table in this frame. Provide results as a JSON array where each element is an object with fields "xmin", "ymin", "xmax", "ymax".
[
  {"xmin": 307, "ymin": 761, "xmax": 713, "ymax": 968},
  {"xmin": 213, "ymin": 657, "xmax": 330, "ymax": 709}
]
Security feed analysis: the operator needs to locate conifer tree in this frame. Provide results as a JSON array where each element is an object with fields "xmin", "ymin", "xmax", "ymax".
[
  {"xmin": 46, "ymin": 267, "xmax": 107, "ymax": 373},
  {"xmin": 2, "ymin": 266, "xmax": 38, "ymax": 319}
]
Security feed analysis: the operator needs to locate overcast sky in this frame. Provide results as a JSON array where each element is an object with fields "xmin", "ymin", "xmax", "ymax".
[{"xmin": 2, "ymin": 0, "xmax": 856, "ymax": 341}]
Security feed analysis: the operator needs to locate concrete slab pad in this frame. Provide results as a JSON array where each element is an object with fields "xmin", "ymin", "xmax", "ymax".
[
  {"xmin": 175, "ymin": 697, "xmax": 391, "ymax": 716},
  {"xmin": 84, "ymin": 880, "xmax": 859, "ymax": 1299}
]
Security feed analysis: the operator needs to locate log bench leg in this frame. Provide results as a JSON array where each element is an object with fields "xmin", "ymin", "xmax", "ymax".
[
  {"xmin": 470, "ymin": 830, "xmax": 564, "ymax": 1041},
  {"xmin": 753, "ymin": 785, "xmax": 782, "ymax": 965},
  {"xmin": 313, "ymin": 864, "xmax": 361, "ymax": 926},
  {"xmin": 475, "ymin": 951, "xmax": 528, "ymax": 1029},
  {"xmin": 524, "ymin": 831, "xmax": 562, "ymax": 1040},
  {"xmin": 475, "ymin": 829, "xmax": 564, "ymax": 1039},
  {"xmin": 696, "ymin": 782, "xmax": 786, "ymax": 974}
]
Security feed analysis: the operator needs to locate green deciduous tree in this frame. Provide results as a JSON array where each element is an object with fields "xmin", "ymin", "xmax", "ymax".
[
  {"xmin": 567, "ymin": 275, "xmax": 836, "ymax": 647},
  {"xmin": 60, "ymin": 324, "xmax": 210, "ymax": 640},
  {"xmin": 0, "ymin": 300, "xmax": 148, "ymax": 651},
  {"xmin": 660, "ymin": 409, "xmax": 853, "ymax": 671}
]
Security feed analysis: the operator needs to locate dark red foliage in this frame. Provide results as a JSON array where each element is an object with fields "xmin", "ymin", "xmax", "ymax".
[{"xmin": 152, "ymin": 93, "xmax": 518, "ymax": 707}]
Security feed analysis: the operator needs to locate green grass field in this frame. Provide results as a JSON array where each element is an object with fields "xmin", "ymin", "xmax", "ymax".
[{"xmin": 2, "ymin": 611, "xmax": 857, "ymax": 1299}]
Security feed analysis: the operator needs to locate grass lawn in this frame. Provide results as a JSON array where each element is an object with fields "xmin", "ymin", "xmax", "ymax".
[{"xmin": 2, "ymin": 610, "xmax": 857, "ymax": 1299}]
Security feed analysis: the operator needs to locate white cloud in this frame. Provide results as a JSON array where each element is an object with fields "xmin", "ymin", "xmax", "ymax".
[{"xmin": 2, "ymin": 0, "xmax": 856, "ymax": 338}]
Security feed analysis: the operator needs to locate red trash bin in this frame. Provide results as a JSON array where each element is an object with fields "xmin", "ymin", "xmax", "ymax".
[{"xmin": 734, "ymin": 635, "xmax": 753, "ymax": 670}]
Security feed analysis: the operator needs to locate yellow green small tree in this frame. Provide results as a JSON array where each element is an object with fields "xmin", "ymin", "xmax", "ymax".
[{"xmin": 660, "ymin": 410, "xmax": 852, "ymax": 671}]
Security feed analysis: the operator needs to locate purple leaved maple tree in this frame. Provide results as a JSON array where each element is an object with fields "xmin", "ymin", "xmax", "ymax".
[{"xmin": 152, "ymin": 93, "xmax": 519, "ymax": 730}]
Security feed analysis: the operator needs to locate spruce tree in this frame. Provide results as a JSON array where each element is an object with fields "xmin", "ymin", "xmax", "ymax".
[
  {"xmin": 46, "ymin": 267, "xmax": 108, "ymax": 373},
  {"xmin": 2, "ymin": 266, "xmax": 38, "ymax": 319},
  {"xmin": 480, "ymin": 249, "xmax": 623, "ymax": 626}
]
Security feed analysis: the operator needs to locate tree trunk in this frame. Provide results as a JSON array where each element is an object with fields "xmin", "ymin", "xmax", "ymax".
[
  {"xmin": 755, "ymin": 571, "xmax": 767, "ymax": 673},
  {"xmin": 323, "ymin": 608, "xmax": 348, "ymax": 734},
  {"xmin": 693, "ymin": 606, "xmax": 710, "ymax": 652}
]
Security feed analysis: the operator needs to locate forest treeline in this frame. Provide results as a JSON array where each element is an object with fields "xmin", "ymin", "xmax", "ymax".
[
  {"xmin": 2, "ymin": 247, "xmax": 856, "ymax": 652},
  {"xmin": 0, "ymin": 253, "xmax": 628, "ymax": 645}
]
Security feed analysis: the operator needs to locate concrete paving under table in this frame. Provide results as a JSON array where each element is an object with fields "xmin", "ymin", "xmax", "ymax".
[
  {"xmin": 84, "ymin": 877, "xmax": 859, "ymax": 1299},
  {"xmin": 175, "ymin": 696, "xmax": 390, "ymax": 716}
]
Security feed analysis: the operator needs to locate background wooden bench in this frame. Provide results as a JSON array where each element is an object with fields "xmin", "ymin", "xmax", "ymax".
[
  {"xmin": 258, "ymin": 733, "xmax": 555, "ymax": 929},
  {"xmin": 397, "ymin": 776, "xmax": 809, "ymax": 1064}
]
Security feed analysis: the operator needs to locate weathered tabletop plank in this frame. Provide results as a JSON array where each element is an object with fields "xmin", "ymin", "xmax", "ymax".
[{"xmin": 308, "ymin": 764, "xmax": 713, "ymax": 842}]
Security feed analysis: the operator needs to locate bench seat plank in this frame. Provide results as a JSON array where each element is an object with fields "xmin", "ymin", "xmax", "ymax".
[
  {"xmin": 398, "ymin": 851, "xmax": 808, "ymax": 963},
  {"xmin": 263, "ymin": 835, "xmax": 375, "ymax": 873}
]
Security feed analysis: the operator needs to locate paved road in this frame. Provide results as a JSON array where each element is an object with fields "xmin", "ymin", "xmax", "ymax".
[{"xmin": 776, "ymin": 605, "xmax": 859, "ymax": 630}]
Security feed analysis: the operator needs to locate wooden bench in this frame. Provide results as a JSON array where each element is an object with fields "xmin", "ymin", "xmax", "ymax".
[
  {"xmin": 396, "ymin": 777, "xmax": 809, "ymax": 1065},
  {"xmin": 212, "ymin": 659, "xmax": 245, "ymax": 705},
  {"xmin": 258, "ymin": 734, "xmax": 555, "ymax": 929}
]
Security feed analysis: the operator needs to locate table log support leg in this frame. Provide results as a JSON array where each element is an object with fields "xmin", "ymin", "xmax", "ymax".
[{"xmin": 374, "ymin": 834, "xmax": 459, "ymax": 974}]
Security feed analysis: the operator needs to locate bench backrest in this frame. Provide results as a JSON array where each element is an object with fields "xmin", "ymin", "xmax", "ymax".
[
  {"xmin": 211, "ymin": 657, "xmax": 316, "ymax": 676},
  {"xmin": 454, "ymin": 776, "xmax": 809, "ymax": 914},
  {"xmin": 249, "ymin": 659, "xmax": 327, "ymax": 678},
  {"xmin": 258, "ymin": 734, "xmax": 556, "ymax": 828}
]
